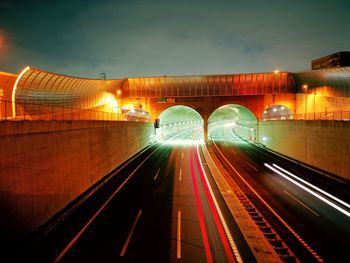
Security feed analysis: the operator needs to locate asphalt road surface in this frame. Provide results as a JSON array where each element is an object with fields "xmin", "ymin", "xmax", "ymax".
[
  {"xmin": 208, "ymin": 126, "xmax": 350, "ymax": 262},
  {"xmin": 20, "ymin": 128, "xmax": 254, "ymax": 263}
]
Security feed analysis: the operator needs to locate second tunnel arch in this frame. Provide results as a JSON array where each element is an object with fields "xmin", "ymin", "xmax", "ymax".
[{"xmin": 208, "ymin": 104, "xmax": 258, "ymax": 141}]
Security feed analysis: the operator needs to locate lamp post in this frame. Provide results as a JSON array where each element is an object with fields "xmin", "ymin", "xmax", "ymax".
[
  {"xmin": 302, "ymin": 84, "xmax": 308, "ymax": 119},
  {"xmin": 313, "ymin": 90, "xmax": 316, "ymax": 120}
]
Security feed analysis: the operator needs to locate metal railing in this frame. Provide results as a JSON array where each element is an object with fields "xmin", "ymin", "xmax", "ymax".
[
  {"xmin": 263, "ymin": 111, "xmax": 350, "ymax": 121},
  {"xmin": 0, "ymin": 100, "xmax": 122, "ymax": 121}
]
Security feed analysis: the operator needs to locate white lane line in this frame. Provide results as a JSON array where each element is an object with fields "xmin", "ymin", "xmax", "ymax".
[
  {"xmin": 179, "ymin": 169, "xmax": 182, "ymax": 181},
  {"xmin": 196, "ymin": 145, "xmax": 243, "ymax": 263},
  {"xmin": 284, "ymin": 190, "xmax": 319, "ymax": 216},
  {"xmin": 273, "ymin": 164, "xmax": 350, "ymax": 210},
  {"xmin": 265, "ymin": 163, "xmax": 350, "ymax": 218},
  {"xmin": 120, "ymin": 210, "xmax": 143, "ymax": 256},
  {"xmin": 246, "ymin": 162, "xmax": 258, "ymax": 171},
  {"xmin": 181, "ymin": 153, "xmax": 184, "ymax": 159},
  {"xmin": 177, "ymin": 210, "xmax": 181, "ymax": 259},
  {"xmin": 153, "ymin": 168, "xmax": 160, "ymax": 181},
  {"xmin": 54, "ymin": 149, "xmax": 158, "ymax": 263}
]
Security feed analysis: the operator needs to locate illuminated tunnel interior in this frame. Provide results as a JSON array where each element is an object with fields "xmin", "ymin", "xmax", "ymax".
[
  {"xmin": 156, "ymin": 105, "xmax": 203, "ymax": 141},
  {"xmin": 262, "ymin": 104, "xmax": 293, "ymax": 120},
  {"xmin": 208, "ymin": 104, "xmax": 257, "ymax": 142}
]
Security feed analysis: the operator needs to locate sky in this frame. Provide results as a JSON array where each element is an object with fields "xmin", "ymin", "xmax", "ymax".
[{"xmin": 0, "ymin": 0, "xmax": 349, "ymax": 79}]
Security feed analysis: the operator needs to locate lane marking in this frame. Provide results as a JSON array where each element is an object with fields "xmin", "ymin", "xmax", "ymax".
[
  {"xmin": 181, "ymin": 152, "xmax": 184, "ymax": 159},
  {"xmin": 54, "ymin": 148, "xmax": 158, "ymax": 263},
  {"xmin": 284, "ymin": 190, "xmax": 319, "ymax": 216},
  {"xmin": 211, "ymin": 141, "xmax": 323, "ymax": 262},
  {"xmin": 246, "ymin": 162, "xmax": 258, "ymax": 171},
  {"xmin": 177, "ymin": 210, "xmax": 181, "ymax": 259},
  {"xmin": 179, "ymin": 168, "xmax": 182, "ymax": 181},
  {"xmin": 266, "ymin": 164, "xmax": 350, "ymax": 218},
  {"xmin": 153, "ymin": 168, "xmax": 160, "ymax": 181},
  {"xmin": 120, "ymin": 210, "xmax": 143, "ymax": 256},
  {"xmin": 273, "ymin": 164, "xmax": 350, "ymax": 210},
  {"xmin": 196, "ymin": 144, "xmax": 241, "ymax": 263}
]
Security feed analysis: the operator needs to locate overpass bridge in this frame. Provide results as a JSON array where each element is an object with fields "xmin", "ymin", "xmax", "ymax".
[
  {"xmin": 0, "ymin": 66, "xmax": 349, "ymax": 178},
  {"xmin": 1, "ymin": 66, "xmax": 349, "ymax": 140},
  {"xmin": 1, "ymin": 66, "xmax": 349, "ymax": 124}
]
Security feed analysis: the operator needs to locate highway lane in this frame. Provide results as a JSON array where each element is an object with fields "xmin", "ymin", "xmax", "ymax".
[
  {"xmin": 209, "ymin": 126, "xmax": 350, "ymax": 262},
  {"xmin": 20, "ymin": 128, "xmax": 253, "ymax": 263}
]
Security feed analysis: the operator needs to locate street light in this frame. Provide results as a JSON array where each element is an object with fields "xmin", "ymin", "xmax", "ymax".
[
  {"xmin": 302, "ymin": 84, "xmax": 308, "ymax": 118},
  {"xmin": 302, "ymin": 84, "xmax": 308, "ymax": 92}
]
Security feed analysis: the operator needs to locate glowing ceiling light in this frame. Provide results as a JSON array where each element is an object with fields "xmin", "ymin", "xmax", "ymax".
[
  {"xmin": 12, "ymin": 66, "xmax": 30, "ymax": 117},
  {"xmin": 273, "ymin": 108, "xmax": 277, "ymax": 112}
]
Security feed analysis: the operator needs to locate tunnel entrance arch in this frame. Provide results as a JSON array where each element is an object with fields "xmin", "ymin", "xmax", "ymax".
[
  {"xmin": 156, "ymin": 105, "xmax": 204, "ymax": 139},
  {"xmin": 208, "ymin": 104, "xmax": 258, "ymax": 142}
]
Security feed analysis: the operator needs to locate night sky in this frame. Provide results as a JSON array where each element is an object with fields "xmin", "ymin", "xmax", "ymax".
[{"xmin": 0, "ymin": 0, "xmax": 349, "ymax": 78}]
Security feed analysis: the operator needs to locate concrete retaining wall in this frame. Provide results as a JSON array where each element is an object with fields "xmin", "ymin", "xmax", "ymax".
[
  {"xmin": 258, "ymin": 120, "xmax": 350, "ymax": 181},
  {"xmin": 0, "ymin": 120, "xmax": 154, "ymax": 240}
]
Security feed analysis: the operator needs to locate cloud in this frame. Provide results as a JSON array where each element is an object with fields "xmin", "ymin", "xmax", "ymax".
[{"xmin": 1, "ymin": 0, "xmax": 350, "ymax": 77}]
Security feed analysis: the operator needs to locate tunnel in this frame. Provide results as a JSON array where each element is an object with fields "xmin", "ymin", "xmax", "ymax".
[
  {"xmin": 208, "ymin": 104, "xmax": 257, "ymax": 142},
  {"xmin": 262, "ymin": 104, "xmax": 293, "ymax": 120},
  {"xmin": 156, "ymin": 105, "xmax": 204, "ymax": 143}
]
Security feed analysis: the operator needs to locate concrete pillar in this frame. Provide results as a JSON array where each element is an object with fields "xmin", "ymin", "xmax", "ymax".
[{"xmin": 203, "ymin": 111, "xmax": 208, "ymax": 141}]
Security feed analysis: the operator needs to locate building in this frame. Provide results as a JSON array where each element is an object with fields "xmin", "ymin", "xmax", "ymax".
[{"xmin": 311, "ymin": 51, "xmax": 350, "ymax": 70}]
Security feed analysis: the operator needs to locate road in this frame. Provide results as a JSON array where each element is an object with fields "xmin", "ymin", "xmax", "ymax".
[
  {"xmin": 20, "ymin": 128, "xmax": 253, "ymax": 263},
  {"xmin": 208, "ymin": 126, "xmax": 350, "ymax": 262}
]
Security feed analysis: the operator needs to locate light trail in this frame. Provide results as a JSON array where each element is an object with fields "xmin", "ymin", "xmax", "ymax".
[
  {"xmin": 189, "ymin": 147, "xmax": 214, "ymax": 263},
  {"xmin": 210, "ymin": 133, "xmax": 323, "ymax": 262},
  {"xmin": 195, "ymin": 144, "xmax": 241, "ymax": 263},
  {"xmin": 272, "ymin": 164, "xmax": 350, "ymax": 210},
  {"xmin": 265, "ymin": 163, "xmax": 350, "ymax": 218}
]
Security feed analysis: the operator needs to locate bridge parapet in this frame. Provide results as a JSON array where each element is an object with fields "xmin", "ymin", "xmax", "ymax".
[{"xmin": 124, "ymin": 72, "xmax": 296, "ymax": 98}]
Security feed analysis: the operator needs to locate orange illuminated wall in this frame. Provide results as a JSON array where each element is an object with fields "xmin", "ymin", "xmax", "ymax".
[{"xmin": 13, "ymin": 67, "xmax": 125, "ymax": 117}]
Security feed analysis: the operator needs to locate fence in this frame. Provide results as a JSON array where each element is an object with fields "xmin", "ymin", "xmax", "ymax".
[
  {"xmin": 0, "ymin": 100, "xmax": 122, "ymax": 121},
  {"xmin": 263, "ymin": 111, "xmax": 350, "ymax": 121}
]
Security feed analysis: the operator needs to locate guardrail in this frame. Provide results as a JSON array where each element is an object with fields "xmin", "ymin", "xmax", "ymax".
[
  {"xmin": 263, "ymin": 111, "xmax": 350, "ymax": 121},
  {"xmin": 0, "ymin": 100, "xmax": 122, "ymax": 121}
]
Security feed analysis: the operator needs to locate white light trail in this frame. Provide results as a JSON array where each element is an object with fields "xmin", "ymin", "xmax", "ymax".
[
  {"xmin": 273, "ymin": 164, "xmax": 350, "ymax": 210},
  {"xmin": 264, "ymin": 163, "xmax": 350, "ymax": 218}
]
